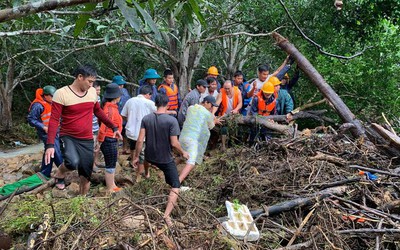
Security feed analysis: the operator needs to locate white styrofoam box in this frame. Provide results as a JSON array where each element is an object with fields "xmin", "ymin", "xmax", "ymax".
[{"xmin": 221, "ymin": 201, "xmax": 260, "ymax": 241}]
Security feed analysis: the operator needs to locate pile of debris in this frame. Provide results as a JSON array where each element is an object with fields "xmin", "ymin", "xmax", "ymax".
[{"xmin": 2, "ymin": 128, "xmax": 399, "ymax": 249}]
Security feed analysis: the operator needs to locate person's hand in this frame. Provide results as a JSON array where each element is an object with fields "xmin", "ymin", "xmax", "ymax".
[
  {"xmin": 170, "ymin": 110, "xmax": 177, "ymax": 116},
  {"xmin": 45, "ymin": 148, "xmax": 54, "ymax": 165},
  {"xmin": 214, "ymin": 116, "xmax": 224, "ymax": 125},
  {"xmin": 182, "ymin": 151, "xmax": 190, "ymax": 160},
  {"xmin": 286, "ymin": 113, "xmax": 293, "ymax": 122},
  {"xmin": 252, "ymin": 81, "xmax": 257, "ymax": 88},
  {"xmin": 132, "ymin": 157, "xmax": 139, "ymax": 167},
  {"xmin": 113, "ymin": 130, "xmax": 123, "ymax": 140},
  {"xmin": 43, "ymin": 126, "xmax": 48, "ymax": 133},
  {"xmin": 231, "ymin": 109, "xmax": 239, "ymax": 115},
  {"xmin": 94, "ymin": 142, "xmax": 101, "ymax": 152}
]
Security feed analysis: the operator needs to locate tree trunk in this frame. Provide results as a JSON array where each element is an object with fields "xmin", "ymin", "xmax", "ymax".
[
  {"xmin": 0, "ymin": 0, "xmax": 104, "ymax": 23},
  {"xmin": 272, "ymin": 32, "xmax": 365, "ymax": 138},
  {"xmin": 0, "ymin": 85, "xmax": 13, "ymax": 130}
]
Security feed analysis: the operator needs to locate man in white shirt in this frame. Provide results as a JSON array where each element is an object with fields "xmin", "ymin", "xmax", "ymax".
[
  {"xmin": 121, "ymin": 85, "xmax": 156, "ymax": 181},
  {"xmin": 199, "ymin": 77, "xmax": 219, "ymax": 102}
]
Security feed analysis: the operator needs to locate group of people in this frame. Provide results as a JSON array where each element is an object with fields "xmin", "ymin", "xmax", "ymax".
[{"xmin": 27, "ymin": 56, "xmax": 299, "ymax": 225}]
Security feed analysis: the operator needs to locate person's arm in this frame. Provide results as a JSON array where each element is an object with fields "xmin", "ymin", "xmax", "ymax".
[
  {"xmin": 249, "ymin": 97, "xmax": 258, "ymax": 116},
  {"xmin": 271, "ymin": 56, "xmax": 290, "ymax": 77},
  {"xmin": 158, "ymin": 86, "xmax": 167, "ymax": 95},
  {"xmin": 246, "ymin": 79, "xmax": 256, "ymax": 98},
  {"xmin": 284, "ymin": 92, "xmax": 294, "ymax": 114},
  {"xmin": 232, "ymin": 91, "xmax": 242, "ymax": 114},
  {"xmin": 132, "ymin": 128, "xmax": 145, "ymax": 166},
  {"xmin": 27, "ymin": 103, "xmax": 45, "ymax": 132},
  {"xmin": 170, "ymin": 135, "xmax": 189, "ymax": 160},
  {"xmin": 212, "ymin": 92, "xmax": 223, "ymax": 114},
  {"xmin": 276, "ymin": 64, "xmax": 291, "ymax": 80}
]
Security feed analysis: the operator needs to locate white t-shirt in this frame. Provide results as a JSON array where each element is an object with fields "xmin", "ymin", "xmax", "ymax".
[
  {"xmin": 199, "ymin": 88, "xmax": 219, "ymax": 102},
  {"xmin": 251, "ymin": 76, "xmax": 271, "ymax": 97},
  {"xmin": 121, "ymin": 95, "xmax": 156, "ymax": 140}
]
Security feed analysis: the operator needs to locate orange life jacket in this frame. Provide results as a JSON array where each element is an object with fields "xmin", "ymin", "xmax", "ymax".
[
  {"xmin": 29, "ymin": 88, "xmax": 52, "ymax": 127},
  {"xmin": 158, "ymin": 84, "xmax": 179, "ymax": 110},
  {"xmin": 218, "ymin": 88, "xmax": 240, "ymax": 116},
  {"xmin": 257, "ymin": 91, "xmax": 276, "ymax": 116}
]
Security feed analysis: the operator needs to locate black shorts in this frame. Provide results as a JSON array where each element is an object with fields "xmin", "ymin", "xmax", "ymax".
[
  {"xmin": 60, "ymin": 136, "xmax": 94, "ymax": 180},
  {"xmin": 147, "ymin": 160, "xmax": 180, "ymax": 188},
  {"xmin": 100, "ymin": 137, "xmax": 118, "ymax": 169}
]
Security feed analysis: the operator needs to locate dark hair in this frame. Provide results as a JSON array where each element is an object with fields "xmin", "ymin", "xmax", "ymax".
[
  {"xmin": 233, "ymin": 70, "xmax": 244, "ymax": 77},
  {"xmin": 72, "ymin": 64, "xmax": 97, "ymax": 78},
  {"xmin": 155, "ymin": 93, "xmax": 169, "ymax": 108},
  {"xmin": 140, "ymin": 85, "xmax": 153, "ymax": 95},
  {"xmin": 93, "ymin": 81, "xmax": 100, "ymax": 88},
  {"xmin": 206, "ymin": 77, "xmax": 216, "ymax": 85},
  {"xmin": 164, "ymin": 69, "xmax": 173, "ymax": 77},
  {"xmin": 258, "ymin": 64, "xmax": 270, "ymax": 73}
]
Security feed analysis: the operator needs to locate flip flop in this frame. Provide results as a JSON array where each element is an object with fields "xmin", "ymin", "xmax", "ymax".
[{"xmin": 55, "ymin": 178, "xmax": 65, "ymax": 190}]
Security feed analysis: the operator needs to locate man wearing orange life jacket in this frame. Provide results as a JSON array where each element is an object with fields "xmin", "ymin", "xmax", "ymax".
[
  {"xmin": 158, "ymin": 69, "xmax": 181, "ymax": 116},
  {"xmin": 27, "ymin": 86, "xmax": 64, "ymax": 181},
  {"xmin": 214, "ymin": 80, "xmax": 242, "ymax": 150},
  {"xmin": 248, "ymin": 81, "xmax": 276, "ymax": 145}
]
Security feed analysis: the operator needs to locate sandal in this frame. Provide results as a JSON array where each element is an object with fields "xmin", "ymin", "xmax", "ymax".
[{"xmin": 55, "ymin": 178, "xmax": 66, "ymax": 190}]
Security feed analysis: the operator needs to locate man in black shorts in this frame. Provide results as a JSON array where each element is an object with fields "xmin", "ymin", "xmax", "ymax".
[{"xmin": 133, "ymin": 94, "xmax": 189, "ymax": 225}]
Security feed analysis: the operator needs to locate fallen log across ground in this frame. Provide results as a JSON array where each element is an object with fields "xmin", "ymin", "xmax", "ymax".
[
  {"xmin": 272, "ymin": 32, "xmax": 365, "ymax": 138},
  {"xmin": 249, "ymin": 186, "xmax": 347, "ymax": 218}
]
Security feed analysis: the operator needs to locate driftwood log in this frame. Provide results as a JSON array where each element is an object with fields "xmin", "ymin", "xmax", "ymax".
[{"xmin": 272, "ymin": 32, "xmax": 365, "ymax": 138}]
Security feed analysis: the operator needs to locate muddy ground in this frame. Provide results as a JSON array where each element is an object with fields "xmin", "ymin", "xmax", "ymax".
[{"xmin": 1, "ymin": 131, "xmax": 400, "ymax": 249}]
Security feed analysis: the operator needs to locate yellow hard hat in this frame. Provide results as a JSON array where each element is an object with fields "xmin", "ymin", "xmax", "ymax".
[
  {"xmin": 207, "ymin": 66, "xmax": 219, "ymax": 76},
  {"xmin": 268, "ymin": 76, "xmax": 281, "ymax": 86},
  {"xmin": 261, "ymin": 81, "xmax": 274, "ymax": 94}
]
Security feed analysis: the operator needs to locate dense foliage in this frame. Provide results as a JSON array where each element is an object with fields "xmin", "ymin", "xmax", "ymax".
[{"xmin": 0, "ymin": 0, "xmax": 399, "ymax": 131}]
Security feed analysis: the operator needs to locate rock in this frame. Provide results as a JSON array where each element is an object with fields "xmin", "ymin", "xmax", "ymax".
[
  {"xmin": 67, "ymin": 182, "xmax": 80, "ymax": 197},
  {"xmin": 0, "ymin": 180, "xmax": 4, "ymax": 187},
  {"xmin": 119, "ymin": 215, "xmax": 145, "ymax": 229},
  {"xmin": 52, "ymin": 188, "xmax": 69, "ymax": 198},
  {"xmin": 0, "ymin": 231, "xmax": 12, "ymax": 250}
]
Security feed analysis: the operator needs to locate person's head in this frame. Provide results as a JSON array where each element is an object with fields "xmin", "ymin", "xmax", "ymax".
[
  {"xmin": 93, "ymin": 81, "xmax": 101, "ymax": 96},
  {"xmin": 207, "ymin": 66, "xmax": 219, "ymax": 78},
  {"xmin": 155, "ymin": 93, "xmax": 169, "ymax": 108},
  {"xmin": 143, "ymin": 68, "xmax": 161, "ymax": 86},
  {"xmin": 42, "ymin": 85, "xmax": 56, "ymax": 103},
  {"xmin": 257, "ymin": 64, "xmax": 270, "ymax": 82},
  {"xmin": 195, "ymin": 79, "xmax": 209, "ymax": 94},
  {"xmin": 163, "ymin": 69, "xmax": 174, "ymax": 86},
  {"xmin": 223, "ymin": 80, "xmax": 234, "ymax": 96},
  {"xmin": 111, "ymin": 75, "xmax": 126, "ymax": 89},
  {"xmin": 206, "ymin": 77, "xmax": 217, "ymax": 92},
  {"xmin": 268, "ymin": 76, "xmax": 281, "ymax": 92},
  {"xmin": 139, "ymin": 85, "xmax": 153, "ymax": 100},
  {"xmin": 103, "ymin": 83, "xmax": 122, "ymax": 103},
  {"xmin": 233, "ymin": 70, "xmax": 244, "ymax": 86},
  {"xmin": 201, "ymin": 95, "xmax": 219, "ymax": 111},
  {"xmin": 281, "ymin": 73, "xmax": 289, "ymax": 85},
  {"xmin": 72, "ymin": 64, "xmax": 97, "ymax": 90},
  {"xmin": 261, "ymin": 81, "xmax": 274, "ymax": 99}
]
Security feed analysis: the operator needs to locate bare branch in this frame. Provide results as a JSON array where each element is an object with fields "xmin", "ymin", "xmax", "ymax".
[
  {"xmin": 189, "ymin": 27, "xmax": 284, "ymax": 44},
  {"xmin": 0, "ymin": 0, "xmax": 104, "ymax": 23},
  {"xmin": 278, "ymin": 0, "xmax": 371, "ymax": 60}
]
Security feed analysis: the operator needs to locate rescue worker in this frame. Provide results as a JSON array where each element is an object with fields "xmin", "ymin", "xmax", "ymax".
[
  {"xmin": 232, "ymin": 70, "xmax": 251, "ymax": 115},
  {"xmin": 214, "ymin": 80, "xmax": 242, "ymax": 150},
  {"xmin": 269, "ymin": 76, "xmax": 294, "ymax": 117},
  {"xmin": 158, "ymin": 69, "xmax": 181, "ymax": 116},
  {"xmin": 206, "ymin": 66, "xmax": 221, "ymax": 91},
  {"xmin": 28, "ymin": 85, "xmax": 64, "ymax": 184},
  {"xmin": 249, "ymin": 81, "xmax": 276, "ymax": 145}
]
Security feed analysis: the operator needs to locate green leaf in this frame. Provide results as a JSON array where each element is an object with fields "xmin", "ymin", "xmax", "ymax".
[
  {"xmin": 188, "ymin": 0, "xmax": 205, "ymax": 25},
  {"xmin": 73, "ymin": 3, "xmax": 97, "ymax": 37},
  {"xmin": 131, "ymin": 1, "xmax": 161, "ymax": 40},
  {"xmin": 162, "ymin": 0, "xmax": 179, "ymax": 9},
  {"xmin": 104, "ymin": 33, "xmax": 110, "ymax": 46},
  {"xmin": 115, "ymin": 0, "xmax": 141, "ymax": 32},
  {"xmin": 183, "ymin": 3, "xmax": 194, "ymax": 24}
]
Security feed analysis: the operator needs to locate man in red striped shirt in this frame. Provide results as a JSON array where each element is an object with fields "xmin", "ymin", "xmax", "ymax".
[{"xmin": 45, "ymin": 65, "xmax": 122, "ymax": 195}]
